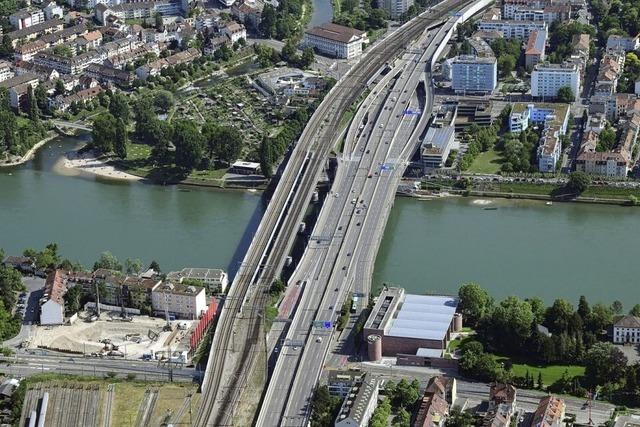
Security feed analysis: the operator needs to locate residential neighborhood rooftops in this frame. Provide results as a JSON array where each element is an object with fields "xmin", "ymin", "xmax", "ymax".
[{"xmin": 0, "ymin": 73, "xmax": 39, "ymax": 89}]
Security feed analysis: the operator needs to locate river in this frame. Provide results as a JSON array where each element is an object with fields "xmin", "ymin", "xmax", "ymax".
[
  {"xmin": 309, "ymin": 0, "xmax": 334, "ymax": 28},
  {"xmin": 0, "ymin": 138, "xmax": 637, "ymax": 305},
  {"xmin": 0, "ymin": 137, "xmax": 264, "ymax": 277}
]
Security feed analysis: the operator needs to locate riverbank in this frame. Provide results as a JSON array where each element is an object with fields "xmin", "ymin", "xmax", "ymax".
[
  {"xmin": 62, "ymin": 149, "xmax": 143, "ymax": 181},
  {"xmin": 0, "ymin": 132, "xmax": 57, "ymax": 168}
]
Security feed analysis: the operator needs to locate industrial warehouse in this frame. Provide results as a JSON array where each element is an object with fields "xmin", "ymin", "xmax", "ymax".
[{"xmin": 363, "ymin": 287, "xmax": 462, "ymax": 368}]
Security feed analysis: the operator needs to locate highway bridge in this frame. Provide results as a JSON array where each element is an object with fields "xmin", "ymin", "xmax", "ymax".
[
  {"xmin": 194, "ymin": 0, "xmax": 491, "ymax": 424},
  {"xmin": 256, "ymin": 0, "xmax": 493, "ymax": 425}
]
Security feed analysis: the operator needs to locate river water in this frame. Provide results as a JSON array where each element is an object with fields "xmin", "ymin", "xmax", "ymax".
[
  {"xmin": 309, "ymin": 0, "xmax": 334, "ymax": 28},
  {"xmin": 0, "ymin": 138, "xmax": 638, "ymax": 305}
]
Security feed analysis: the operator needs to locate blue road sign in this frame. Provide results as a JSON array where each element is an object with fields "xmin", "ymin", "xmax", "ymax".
[
  {"xmin": 404, "ymin": 109, "xmax": 422, "ymax": 116},
  {"xmin": 324, "ymin": 321, "xmax": 332, "ymax": 329}
]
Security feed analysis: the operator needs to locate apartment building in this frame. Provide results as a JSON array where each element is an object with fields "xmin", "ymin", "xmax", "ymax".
[
  {"xmin": 221, "ymin": 21, "xmax": 246, "ymax": 43},
  {"xmin": 95, "ymin": 0, "xmax": 184, "ymax": 25},
  {"xmin": 477, "ymin": 20, "xmax": 547, "ymax": 39},
  {"xmin": 85, "ymin": 63, "xmax": 132, "ymax": 87},
  {"xmin": 525, "ymin": 30, "xmax": 547, "ymax": 70},
  {"xmin": 166, "ymin": 268, "xmax": 229, "ymax": 294},
  {"xmin": 43, "ymin": 2, "xmax": 64, "ymax": 20},
  {"xmin": 33, "ymin": 50, "xmax": 103, "ymax": 74},
  {"xmin": 7, "ymin": 19, "xmax": 64, "ymax": 47},
  {"xmin": 531, "ymin": 62, "xmax": 580, "ymax": 99},
  {"xmin": 9, "ymin": 9, "xmax": 45, "ymax": 31},
  {"xmin": 0, "ymin": 73, "xmax": 39, "ymax": 109},
  {"xmin": 231, "ymin": 1, "xmax": 263, "ymax": 30},
  {"xmin": 303, "ymin": 23, "xmax": 368, "ymax": 59},
  {"xmin": 381, "ymin": 0, "xmax": 414, "ymax": 20},
  {"xmin": 151, "ymin": 282, "xmax": 207, "ymax": 320},
  {"xmin": 335, "ymin": 376, "xmax": 380, "ymax": 427},
  {"xmin": 451, "ymin": 55, "xmax": 497, "ymax": 94},
  {"xmin": 502, "ymin": 0, "xmax": 547, "ymax": 19},
  {"xmin": 135, "ymin": 47, "xmax": 200, "ymax": 79},
  {"xmin": 606, "ymin": 35, "xmax": 640, "ymax": 53},
  {"xmin": 50, "ymin": 85, "xmax": 103, "ymax": 111},
  {"xmin": 613, "ymin": 315, "xmax": 640, "ymax": 344},
  {"xmin": 0, "ymin": 61, "xmax": 14, "ymax": 83}
]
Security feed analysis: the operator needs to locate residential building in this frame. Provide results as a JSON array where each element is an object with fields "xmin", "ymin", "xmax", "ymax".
[
  {"xmin": 576, "ymin": 114, "xmax": 640, "ymax": 177},
  {"xmin": 420, "ymin": 126, "xmax": 456, "ymax": 170},
  {"xmin": 327, "ymin": 370, "xmax": 365, "ymax": 397},
  {"xmin": 0, "ymin": 61, "xmax": 14, "ymax": 83},
  {"xmin": 95, "ymin": 0, "xmax": 184, "ymax": 25},
  {"xmin": 194, "ymin": 12, "xmax": 221, "ymax": 31},
  {"xmin": 40, "ymin": 270, "xmax": 66, "ymax": 325},
  {"xmin": 613, "ymin": 315, "xmax": 640, "ymax": 343},
  {"xmin": 489, "ymin": 383, "xmax": 517, "ymax": 414},
  {"xmin": 166, "ymin": 268, "xmax": 229, "ymax": 293},
  {"xmin": 303, "ymin": 23, "xmax": 367, "ymax": 59},
  {"xmin": 451, "ymin": 55, "xmax": 497, "ymax": 94},
  {"xmin": 607, "ymin": 35, "xmax": 640, "ymax": 53},
  {"xmin": 572, "ymin": 33, "xmax": 590, "ymax": 60},
  {"xmin": 335, "ymin": 375, "xmax": 380, "ymax": 427},
  {"xmin": 477, "ymin": 20, "xmax": 547, "ymax": 39},
  {"xmin": 542, "ymin": 5, "xmax": 571, "ymax": 23},
  {"xmin": 50, "ymin": 85, "xmax": 103, "ymax": 111},
  {"xmin": 525, "ymin": 30, "xmax": 546, "ymax": 70},
  {"xmin": 135, "ymin": 47, "xmax": 200, "ymax": 79},
  {"xmin": 231, "ymin": 0, "xmax": 263, "ymax": 30},
  {"xmin": 0, "ymin": 73, "xmax": 39, "ymax": 109},
  {"xmin": 531, "ymin": 396, "xmax": 565, "ymax": 427},
  {"xmin": 531, "ymin": 62, "xmax": 580, "ymax": 99},
  {"xmin": 121, "ymin": 276, "xmax": 160, "ymax": 312},
  {"xmin": 14, "ymin": 40, "xmax": 49, "ymax": 61},
  {"xmin": 502, "ymin": 0, "xmax": 547, "ymax": 19},
  {"xmin": 85, "ymin": 63, "xmax": 132, "ymax": 86},
  {"xmin": 9, "ymin": 9, "xmax": 45, "ymax": 30},
  {"xmin": 424, "ymin": 376, "xmax": 457, "ymax": 404},
  {"xmin": 7, "ymin": 19, "xmax": 64, "ymax": 47},
  {"xmin": 537, "ymin": 124, "xmax": 563, "ymax": 172},
  {"xmin": 81, "ymin": 30, "xmax": 103, "ymax": 49},
  {"xmin": 33, "ymin": 50, "xmax": 102, "ymax": 74},
  {"xmin": 151, "ymin": 281, "xmax": 207, "ymax": 320},
  {"xmin": 468, "ymin": 37, "xmax": 494, "ymax": 58},
  {"xmin": 43, "ymin": 2, "xmax": 64, "ymax": 20},
  {"xmin": 381, "ymin": 0, "xmax": 414, "ymax": 20},
  {"xmin": 221, "ymin": 21, "xmax": 246, "ymax": 43},
  {"xmin": 2, "ymin": 256, "xmax": 35, "ymax": 274},
  {"xmin": 413, "ymin": 391, "xmax": 449, "ymax": 427},
  {"xmin": 15, "ymin": 60, "xmax": 59, "ymax": 81},
  {"xmin": 509, "ymin": 103, "xmax": 569, "ymax": 134}
]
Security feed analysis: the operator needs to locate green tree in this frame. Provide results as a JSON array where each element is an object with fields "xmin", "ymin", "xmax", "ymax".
[
  {"xmin": 597, "ymin": 124, "xmax": 616, "ymax": 151},
  {"xmin": 108, "ymin": 92, "xmax": 130, "ymax": 122},
  {"xmin": 489, "ymin": 296, "xmax": 534, "ymax": 352},
  {"xmin": 630, "ymin": 304, "xmax": 640, "ymax": 317},
  {"xmin": 300, "ymin": 47, "xmax": 315, "ymax": 68},
  {"xmin": 309, "ymin": 385, "xmax": 340, "ymax": 427},
  {"xmin": 497, "ymin": 54, "xmax": 516, "ymax": 77},
  {"xmin": 91, "ymin": 113, "xmax": 117, "ymax": 153},
  {"xmin": 394, "ymin": 407, "xmax": 410, "ymax": 427},
  {"xmin": 125, "ymin": 258, "xmax": 143, "ymax": 275},
  {"xmin": 578, "ymin": 295, "xmax": 591, "ymax": 320},
  {"xmin": 26, "ymin": 85, "xmax": 39, "ymax": 121},
  {"xmin": 369, "ymin": 398, "xmax": 391, "ymax": 427},
  {"xmin": 458, "ymin": 282, "xmax": 493, "ymax": 327},
  {"xmin": 545, "ymin": 298, "xmax": 574, "ymax": 334},
  {"xmin": 149, "ymin": 260, "xmax": 161, "ymax": 272},
  {"xmin": 537, "ymin": 371, "xmax": 544, "ymax": 390},
  {"xmin": 173, "ymin": 120, "xmax": 204, "ymax": 170},
  {"xmin": 584, "ymin": 342, "xmax": 628, "ymax": 386},
  {"xmin": 93, "ymin": 251, "xmax": 123, "ymax": 271},
  {"xmin": 153, "ymin": 90, "xmax": 174, "ymax": 113},
  {"xmin": 64, "ymin": 285, "xmax": 83, "ymax": 315},
  {"xmin": 154, "ymin": 12, "xmax": 163, "ymax": 30},
  {"xmin": 566, "ymin": 171, "xmax": 590, "ymax": 194},
  {"xmin": 114, "ymin": 118, "xmax": 128, "ymax": 159},
  {"xmin": 557, "ymin": 85, "xmax": 575, "ymax": 102},
  {"xmin": 446, "ymin": 406, "xmax": 475, "ymax": 427},
  {"xmin": 612, "ymin": 300, "xmax": 623, "ymax": 315}
]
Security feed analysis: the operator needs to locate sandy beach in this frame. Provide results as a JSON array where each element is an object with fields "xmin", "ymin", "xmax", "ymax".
[{"xmin": 63, "ymin": 149, "xmax": 143, "ymax": 181}]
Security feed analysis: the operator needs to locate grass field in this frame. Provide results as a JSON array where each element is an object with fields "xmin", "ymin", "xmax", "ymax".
[
  {"xmin": 495, "ymin": 357, "xmax": 585, "ymax": 386},
  {"xmin": 468, "ymin": 149, "xmax": 503, "ymax": 174}
]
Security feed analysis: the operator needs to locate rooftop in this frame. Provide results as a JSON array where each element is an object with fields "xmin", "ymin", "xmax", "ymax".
[
  {"xmin": 615, "ymin": 315, "xmax": 640, "ymax": 328},
  {"xmin": 335, "ymin": 376, "xmax": 379, "ymax": 425},
  {"xmin": 166, "ymin": 268, "xmax": 226, "ymax": 283},
  {"xmin": 525, "ymin": 30, "xmax": 546, "ymax": 55},
  {"xmin": 305, "ymin": 22, "xmax": 365, "ymax": 44},
  {"xmin": 44, "ymin": 270, "xmax": 66, "ymax": 305},
  {"xmin": 387, "ymin": 294, "xmax": 458, "ymax": 341}
]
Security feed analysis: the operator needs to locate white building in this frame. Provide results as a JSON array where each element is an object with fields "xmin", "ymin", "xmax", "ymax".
[
  {"xmin": 477, "ymin": 20, "xmax": 547, "ymax": 39},
  {"xmin": 531, "ymin": 62, "xmax": 580, "ymax": 99},
  {"xmin": 421, "ymin": 126, "xmax": 456, "ymax": 170},
  {"xmin": 221, "ymin": 22, "xmax": 246, "ymax": 43},
  {"xmin": 0, "ymin": 61, "xmax": 14, "ymax": 83},
  {"xmin": 381, "ymin": 0, "xmax": 413, "ymax": 20},
  {"xmin": 451, "ymin": 55, "xmax": 497, "ymax": 94},
  {"xmin": 537, "ymin": 125, "xmax": 562, "ymax": 172},
  {"xmin": 335, "ymin": 376, "xmax": 380, "ymax": 427},
  {"xmin": 613, "ymin": 315, "xmax": 640, "ymax": 343},
  {"xmin": 166, "ymin": 268, "xmax": 229, "ymax": 293},
  {"xmin": 40, "ymin": 270, "xmax": 66, "ymax": 325},
  {"xmin": 502, "ymin": 0, "xmax": 547, "ymax": 19},
  {"xmin": 303, "ymin": 23, "xmax": 367, "ymax": 59},
  {"xmin": 151, "ymin": 282, "xmax": 207, "ymax": 320},
  {"xmin": 43, "ymin": 2, "xmax": 64, "ymax": 20},
  {"xmin": 9, "ymin": 9, "xmax": 45, "ymax": 30}
]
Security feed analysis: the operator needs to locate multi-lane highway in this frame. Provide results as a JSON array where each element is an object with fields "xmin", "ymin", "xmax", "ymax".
[
  {"xmin": 193, "ymin": 2, "xmax": 477, "ymax": 425},
  {"xmin": 255, "ymin": 1, "xmax": 496, "ymax": 424}
]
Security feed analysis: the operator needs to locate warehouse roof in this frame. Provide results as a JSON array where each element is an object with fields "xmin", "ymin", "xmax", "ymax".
[{"xmin": 387, "ymin": 294, "xmax": 458, "ymax": 341}]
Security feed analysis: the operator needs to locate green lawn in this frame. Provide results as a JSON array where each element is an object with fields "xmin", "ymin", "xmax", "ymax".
[
  {"xmin": 447, "ymin": 335, "xmax": 474, "ymax": 353},
  {"xmin": 495, "ymin": 357, "xmax": 585, "ymax": 386},
  {"xmin": 126, "ymin": 142, "xmax": 151, "ymax": 161},
  {"xmin": 468, "ymin": 149, "xmax": 503, "ymax": 174}
]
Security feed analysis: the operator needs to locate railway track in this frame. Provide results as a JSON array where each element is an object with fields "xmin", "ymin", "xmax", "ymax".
[
  {"xmin": 102, "ymin": 384, "xmax": 115, "ymax": 427},
  {"xmin": 194, "ymin": 1, "xmax": 473, "ymax": 425}
]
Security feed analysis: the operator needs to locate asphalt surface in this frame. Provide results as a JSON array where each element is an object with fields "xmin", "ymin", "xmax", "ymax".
[{"xmin": 256, "ymin": 3, "xmax": 482, "ymax": 424}]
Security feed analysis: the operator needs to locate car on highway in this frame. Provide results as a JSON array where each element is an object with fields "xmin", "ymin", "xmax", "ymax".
[
  {"xmin": 293, "ymin": 346, "xmax": 299, "ymax": 351},
  {"xmin": 368, "ymin": 174, "xmax": 372, "ymax": 178},
  {"xmin": 316, "ymin": 337, "xmax": 323, "ymax": 343},
  {"xmin": 366, "ymin": 149, "xmax": 370, "ymax": 154},
  {"xmin": 356, "ymin": 222, "xmax": 361, "ymax": 226},
  {"xmin": 347, "ymin": 252, "xmax": 351, "ymax": 257}
]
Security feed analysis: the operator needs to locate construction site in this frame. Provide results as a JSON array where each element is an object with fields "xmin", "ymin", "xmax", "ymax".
[{"xmin": 26, "ymin": 310, "xmax": 196, "ymax": 362}]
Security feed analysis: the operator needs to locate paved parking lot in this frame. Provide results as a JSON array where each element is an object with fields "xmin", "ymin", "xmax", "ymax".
[{"xmin": 4, "ymin": 276, "xmax": 44, "ymax": 348}]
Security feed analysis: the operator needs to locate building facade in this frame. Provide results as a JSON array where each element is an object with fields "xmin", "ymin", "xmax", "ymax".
[
  {"xmin": 477, "ymin": 20, "xmax": 547, "ymax": 39},
  {"xmin": 151, "ymin": 282, "xmax": 207, "ymax": 320},
  {"xmin": 531, "ymin": 62, "xmax": 580, "ymax": 99},
  {"xmin": 451, "ymin": 55, "xmax": 497, "ymax": 94},
  {"xmin": 613, "ymin": 315, "xmax": 640, "ymax": 344},
  {"xmin": 303, "ymin": 23, "xmax": 367, "ymax": 59}
]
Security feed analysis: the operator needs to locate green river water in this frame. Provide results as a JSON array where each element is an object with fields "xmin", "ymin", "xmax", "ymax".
[{"xmin": 0, "ymin": 137, "xmax": 638, "ymax": 305}]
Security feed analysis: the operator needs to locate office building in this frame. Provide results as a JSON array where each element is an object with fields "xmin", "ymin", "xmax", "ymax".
[
  {"xmin": 303, "ymin": 23, "xmax": 368, "ymax": 59},
  {"xmin": 531, "ymin": 62, "xmax": 580, "ymax": 99},
  {"xmin": 451, "ymin": 55, "xmax": 497, "ymax": 94},
  {"xmin": 381, "ymin": 0, "xmax": 414, "ymax": 20},
  {"xmin": 420, "ymin": 126, "xmax": 456, "ymax": 170}
]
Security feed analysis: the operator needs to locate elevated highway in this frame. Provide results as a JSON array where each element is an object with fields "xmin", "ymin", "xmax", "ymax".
[
  {"xmin": 193, "ymin": 2, "xmax": 472, "ymax": 425},
  {"xmin": 256, "ymin": 0, "xmax": 494, "ymax": 424}
]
